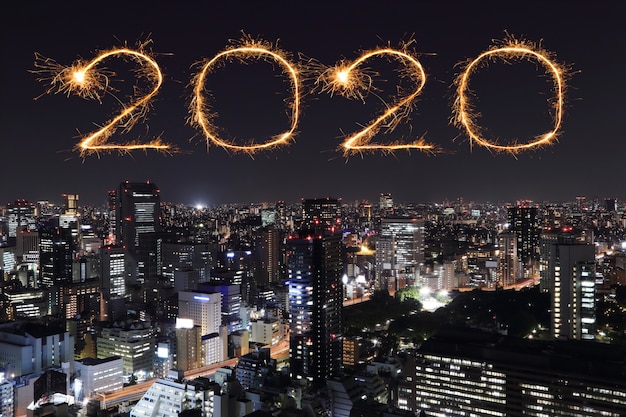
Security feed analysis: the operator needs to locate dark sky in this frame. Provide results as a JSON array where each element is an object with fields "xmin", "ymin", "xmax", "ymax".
[{"xmin": 1, "ymin": 0, "xmax": 624, "ymax": 207}]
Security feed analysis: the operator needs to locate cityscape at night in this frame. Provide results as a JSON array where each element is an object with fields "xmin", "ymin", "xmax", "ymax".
[
  {"xmin": 1, "ymin": 1, "xmax": 625, "ymax": 417},
  {"xmin": 0, "ymin": 187, "xmax": 625, "ymax": 416}
]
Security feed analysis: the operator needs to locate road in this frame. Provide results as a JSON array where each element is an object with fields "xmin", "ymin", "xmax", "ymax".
[
  {"xmin": 95, "ymin": 296, "xmax": 367, "ymax": 410},
  {"xmin": 96, "ymin": 338, "xmax": 291, "ymax": 409}
]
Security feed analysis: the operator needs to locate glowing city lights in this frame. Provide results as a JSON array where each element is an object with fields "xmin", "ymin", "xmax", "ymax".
[
  {"xmin": 33, "ymin": 43, "xmax": 172, "ymax": 156},
  {"xmin": 454, "ymin": 36, "xmax": 567, "ymax": 153},
  {"xmin": 190, "ymin": 37, "xmax": 301, "ymax": 154},
  {"xmin": 316, "ymin": 44, "xmax": 434, "ymax": 155}
]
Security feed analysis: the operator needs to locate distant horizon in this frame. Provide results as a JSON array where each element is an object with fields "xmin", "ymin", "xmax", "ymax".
[{"xmin": 2, "ymin": 187, "xmax": 623, "ymax": 210}]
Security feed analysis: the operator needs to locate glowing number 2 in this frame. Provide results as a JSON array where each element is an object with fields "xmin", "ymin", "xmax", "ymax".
[
  {"xmin": 190, "ymin": 41, "xmax": 301, "ymax": 153},
  {"xmin": 319, "ymin": 48, "xmax": 434, "ymax": 155},
  {"xmin": 35, "ymin": 47, "xmax": 171, "ymax": 156},
  {"xmin": 454, "ymin": 39, "xmax": 565, "ymax": 152}
]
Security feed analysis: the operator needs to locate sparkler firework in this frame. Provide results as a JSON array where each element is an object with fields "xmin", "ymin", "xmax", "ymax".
[
  {"xmin": 190, "ymin": 38, "xmax": 301, "ymax": 154},
  {"xmin": 317, "ymin": 44, "xmax": 434, "ymax": 155},
  {"xmin": 33, "ymin": 43, "xmax": 171, "ymax": 156},
  {"xmin": 453, "ymin": 36, "xmax": 566, "ymax": 153}
]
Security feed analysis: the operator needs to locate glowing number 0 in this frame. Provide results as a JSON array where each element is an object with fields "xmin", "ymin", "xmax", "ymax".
[
  {"xmin": 319, "ymin": 48, "xmax": 434, "ymax": 154},
  {"xmin": 190, "ymin": 41, "xmax": 300, "ymax": 153},
  {"xmin": 454, "ymin": 39, "xmax": 565, "ymax": 152},
  {"xmin": 35, "ymin": 47, "xmax": 171, "ymax": 156}
]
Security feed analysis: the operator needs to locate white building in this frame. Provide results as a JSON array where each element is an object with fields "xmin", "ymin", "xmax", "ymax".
[
  {"xmin": 249, "ymin": 318, "xmax": 282, "ymax": 346},
  {"xmin": 130, "ymin": 371, "xmax": 219, "ymax": 417},
  {"xmin": 73, "ymin": 356, "xmax": 123, "ymax": 401},
  {"xmin": 0, "ymin": 321, "xmax": 74, "ymax": 378},
  {"xmin": 0, "ymin": 377, "xmax": 14, "ymax": 417},
  {"xmin": 178, "ymin": 291, "xmax": 222, "ymax": 337},
  {"xmin": 178, "ymin": 291, "xmax": 227, "ymax": 366}
]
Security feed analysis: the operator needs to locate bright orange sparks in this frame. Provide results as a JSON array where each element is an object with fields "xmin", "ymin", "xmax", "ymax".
[
  {"xmin": 454, "ymin": 36, "xmax": 566, "ymax": 153},
  {"xmin": 33, "ymin": 45, "xmax": 171, "ymax": 156},
  {"xmin": 317, "ymin": 46, "xmax": 433, "ymax": 155},
  {"xmin": 73, "ymin": 70, "xmax": 86, "ymax": 84},
  {"xmin": 190, "ymin": 38, "xmax": 301, "ymax": 154}
]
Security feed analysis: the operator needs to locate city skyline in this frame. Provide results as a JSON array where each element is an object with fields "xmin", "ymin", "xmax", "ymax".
[{"xmin": 1, "ymin": 1, "xmax": 625, "ymax": 206}]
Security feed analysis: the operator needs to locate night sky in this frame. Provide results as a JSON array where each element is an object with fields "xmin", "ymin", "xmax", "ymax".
[{"xmin": 1, "ymin": 1, "xmax": 624, "ymax": 207}]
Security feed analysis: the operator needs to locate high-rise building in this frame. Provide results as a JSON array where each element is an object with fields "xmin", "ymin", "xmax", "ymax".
[
  {"xmin": 177, "ymin": 291, "xmax": 222, "ymax": 337},
  {"xmin": 506, "ymin": 204, "xmax": 540, "ymax": 278},
  {"xmin": 16, "ymin": 227, "xmax": 39, "ymax": 265},
  {"xmin": 161, "ymin": 242, "xmax": 195, "ymax": 286},
  {"xmin": 39, "ymin": 225, "xmax": 74, "ymax": 289},
  {"xmin": 197, "ymin": 283, "xmax": 243, "ymax": 333},
  {"xmin": 538, "ymin": 226, "xmax": 590, "ymax": 293},
  {"xmin": 377, "ymin": 217, "xmax": 425, "ymax": 289},
  {"xmin": 97, "ymin": 321, "xmax": 155, "ymax": 378},
  {"xmin": 0, "ymin": 378, "xmax": 15, "ymax": 417},
  {"xmin": 301, "ymin": 198, "xmax": 342, "ymax": 233},
  {"xmin": 497, "ymin": 230, "xmax": 522, "ymax": 287},
  {"xmin": 379, "ymin": 193, "xmax": 393, "ymax": 215},
  {"xmin": 107, "ymin": 189, "xmax": 117, "ymax": 244},
  {"xmin": 549, "ymin": 242, "xmax": 596, "ymax": 341},
  {"xmin": 287, "ymin": 231, "xmax": 343, "ymax": 386},
  {"xmin": 254, "ymin": 225, "xmax": 280, "ymax": 285},
  {"xmin": 177, "ymin": 291, "xmax": 226, "ymax": 365},
  {"xmin": 6, "ymin": 200, "xmax": 37, "ymax": 238},
  {"xmin": 235, "ymin": 348, "xmax": 274, "ymax": 390},
  {"xmin": 174, "ymin": 319, "xmax": 202, "ymax": 371},
  {"xmin": 116, "ymin": 181, "xmax": 161, "ymax": 284},
  {"xmin": 62, "ymin": 194, "xmax": 78, "ymax": 215},
  {"xmin": 408, "ymin": 329, "xmax": 626, "ymax": 416},
  {"xmin": 100, "ymin": 245, "xmax": 126, "ymax": 321},
  {"xmin": 605, "ymin": 197, "xmax": 618, "ymax": 212},
  {"xmin": 0, "ymin": 321, "xmax": 74, "ymax": 377}
]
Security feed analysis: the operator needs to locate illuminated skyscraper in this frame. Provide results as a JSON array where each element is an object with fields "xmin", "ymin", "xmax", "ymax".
[
  {"xmin": 497, "ymin": 230, "xmax": 521, "ymax": 287},
  {"xmin": 62, "ymin": 194, "xmax": 78, "ymax": 215},
  {"xmin": 377, "ymin": 217, "xmax": 425, "ymax": 289},
  {"xmin": 254, "ymin": 225, "xmax": 280, "ymax": 284},
  {"xmin": 117, "ymin": 181, "xmax": 161, "ymax": 283},
  {"xmin": 301, "ymin": 197, "xmax": 342, "ymax": 234},
  {"xmin": 107, "ymin": 189, "xmax": 117, "ymax": 244},
  {"xmin": 410, "ymin": 329, "xmax": 626, "ymax": 416},
  {"xmin": 6, "ymin": 200, "xmax": 37, "ymax": 238},
  {"xmin": 97, "ymin": 321, "xmax": 155, "ymax": 378},
  {"xmin": 549, "ymin": 242, "xmax": 596, "ymax": 341},
  {"xmin": 379, "ymin": 193, "xmax": 393, "ymax": 215},
  {"xmin": 178, "ymin": 291, "xmax": 226, "ymax": 365},
  {"xmin": 39, "ymin": 225, "xmax": 74, "ymax": 288},
  {"xmin": 100, "ymin": 245, "xmax": 126, "ymax": 320},
  {"xmin": 506, "ymin": 204, "xmax": 540, "ymax": 278},
  {"xmin": 287, "ymin": 231, "xmax": 343, "ymax": 386}
]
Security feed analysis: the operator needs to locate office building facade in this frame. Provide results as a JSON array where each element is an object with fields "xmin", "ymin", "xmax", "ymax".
[{"xmin": 287, "ymin": 231, "xmax": 343, "ymax": 386}]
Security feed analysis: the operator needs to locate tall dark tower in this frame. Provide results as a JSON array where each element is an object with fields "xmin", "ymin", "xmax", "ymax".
[
  {"xmin": 506, "ymin": 203, "xmax": 540, "ymax": 278},
  {"xmin": 117, "ymin": 181, "xmax": 161, "ymax": 284},
  {"xmin": 39, "ymin": 225, "xmax": 74, "ymax": 288},
  {"xmin": 287, "ymin": 231, "xmax": 343, "ymax": 387},
  {"xmin": 301, "ymin": 197, "xmax": 342, "ymax": 234},
  {"xmin": 107, "ymin": 189, "xmax": 118, "ymax": 244}
]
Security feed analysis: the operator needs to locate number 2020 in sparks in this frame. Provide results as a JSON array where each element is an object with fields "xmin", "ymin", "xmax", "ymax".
[{"xmin": 32, "ymin": 35, "xmax": 568, "ymax": 157}]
